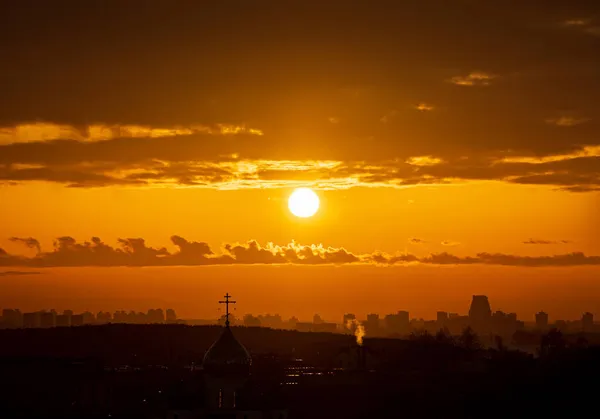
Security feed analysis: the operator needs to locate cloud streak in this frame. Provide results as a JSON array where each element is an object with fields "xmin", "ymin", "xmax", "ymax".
[
  {"xmin": 523, "ymin": 239, "xmax": 571, "ymax": 245},
  {"xmin": 0, "ymin": 123, "xmax": 262, "ymax": 145},
  {"xmin": 2, "ymin": 236, "xmax": 599, "ymax": 268},
  {"xmin": 0, "ymin": 271, "xmax": 42, "ymax": 277}
]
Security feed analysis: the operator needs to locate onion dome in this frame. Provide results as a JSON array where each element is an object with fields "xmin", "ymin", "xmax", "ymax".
[{"xmin": 203, "ymin": 326, "xmax": 251, "ymax": 376}]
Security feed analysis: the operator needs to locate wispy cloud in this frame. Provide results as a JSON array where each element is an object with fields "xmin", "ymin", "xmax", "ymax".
[
  {"xmin": 441, "ymin": 241, "xmax": 460, "ymax": 247},
  {"xmin": 414, "ymin": 103, "xmax": 434, "ymax": 111},
  {"xmin": 406, "ymin": 156, "xmax": 443, "ymax": 167},
  {"xmin": 545, "ymin": 116, "xmax": 589, "ymax": 127},
  {"xmin": 449, "ymin": 72, "xmax": 496, "ymax": 86},
  {"xmin": 563, "ymin": 18, "xmax": 600, "ymax": 36},
  {"xmin": 380, "ymin": 110, "xmax": 398, "ymax": 123}
]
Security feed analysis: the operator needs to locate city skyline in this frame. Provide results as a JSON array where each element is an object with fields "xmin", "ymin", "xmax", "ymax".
[
  {"xmin": 1, "ymin": 294, "xmax": 596, "ymax": 327},
  {"xmin": 1, "ymin": 0, "xmax": 600, "ymax": 331}
]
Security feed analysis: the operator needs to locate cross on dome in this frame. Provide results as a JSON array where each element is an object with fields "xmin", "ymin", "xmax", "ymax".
[{"xmin": 219, "ymin": 293, "xmax": 236, "ymax": 327}]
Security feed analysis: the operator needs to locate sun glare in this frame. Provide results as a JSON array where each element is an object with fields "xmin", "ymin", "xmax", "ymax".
[{"xmin": 288, "ymin": 188, "xmax": 320, "ymax": 218}]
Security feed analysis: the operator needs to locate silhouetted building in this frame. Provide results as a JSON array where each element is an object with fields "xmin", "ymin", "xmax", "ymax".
[
  {"xmin": 385, "ymin": 311, "xmax": 409, "ymax": 335},
  {"xmin": 1, "ymin": 309, "xmax": 22, "ymax": 328},
  {"xmin": 55, "ymin": 314, "xmax": 70, "ymax": 327},
  {"xmin": 147, "ymin": 308, "xmax": 165, "ymax": 323},
  {"xmin": 166, "ymin": 308, "xmax": 177, "ymax": 323},
  {"xmin": 167, "ymin": 293, "xmax": 287, "ymax": 418},
  {"xmin": 555, "ymin": 320, "xmax": 568, "ymax": 332},
  {"xmin": 365, "ymin": 313, "xmax": 380, "ymax": 336},
  {"xmin": 82, "ymin": 311, "xmax": 95, "ymax": 324},
  {"xmin": 23, "ymin": 312, "xmax": 40, "ymax": 328},
  {"xmin": 469, "ymin": 295, "xmax": 492, "ymax": 333},
  {"xmin": 40, "ymin": 311, "xmax": 56, "ymax": 328},
  {"xmin": 243, "ymin": 314, "xmax": 261, "ymax": 327},
  {"xmin": 536, "ymin": 311, "xmax": 549, "ymax": 330},
  {"xmin": 436, "ymin": 311, "xmax": 448, "ymax": 327},
  {"xmin": 96, "ymin": 311, "xmax": 112, "ymax": 324},
  {"xmin": 492, "ymin": 310, "xmax": 519, "ymax": 339},
  {"xmin": 71, "ymin": 314, "xmax": 84, "ymax": 326},
  {"xmin": 582, "ymin": 312, "xmax": 594, "ymax": 332},
  {"xmin": 258, "ymin": 314, "xmax": 283, "ymax": 329}
]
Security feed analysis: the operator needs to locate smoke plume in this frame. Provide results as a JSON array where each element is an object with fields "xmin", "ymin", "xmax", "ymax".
[{"xmin": 346, "ymin": 319, "xmax": 366, "ymax": 346}]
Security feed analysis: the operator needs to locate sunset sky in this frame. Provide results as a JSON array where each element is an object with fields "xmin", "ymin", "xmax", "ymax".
[{"xmin": 1, "ymin": 1, "xmax": 599, "ymax": 321}]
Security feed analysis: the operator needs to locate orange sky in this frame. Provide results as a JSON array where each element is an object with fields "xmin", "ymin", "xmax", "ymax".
[{"xmin": 0, "ymin": 1, "xmax": 599, "ymax": 321}]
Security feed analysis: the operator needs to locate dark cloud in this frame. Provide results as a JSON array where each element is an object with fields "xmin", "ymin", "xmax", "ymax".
[
  {"xmin": 409, "ymin": 238, "xmax": 427, "ymax": 244},
  {"xmin": 0, "ymin": 271, "xmax": 42, "ymax": 277},
  {"xmin": 9, "ymin": 237, "xmax": 41, "ymax": 253},
  {"xmin": 0, "ymin": 1, "xmax": 599, "ymax": 191},
  {"xmin": 1, "ymin": 236, "xmax": 599, "ymax": 268}
]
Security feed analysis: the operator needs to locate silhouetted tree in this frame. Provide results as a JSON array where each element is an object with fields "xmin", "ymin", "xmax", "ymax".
[
  {"xmin": 539, "ymin": 328, "xmax": 566, "ymax": 357},
  {"xmin": 575, "ymin": 335, "xmax": 589, "ymax": 349},
  {"xmin": 495, "ymin": 335, "xmax": 505, "ymax": 351},
  {"xmin": 435, "ymin": 328, "xmax": 454, "ymax": 345},
  {"xmin": 409, "ymin": 329, "xmax": 434, "ymax": 343},
  {"xmin": 458, "ymin": 327, "xmax": 481, "ymax": 351}
]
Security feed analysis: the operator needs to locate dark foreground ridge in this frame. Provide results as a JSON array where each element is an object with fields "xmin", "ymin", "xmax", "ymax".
[{"xmin": 0, "ymin": 324, "xmax": 598, "ymax": 418}]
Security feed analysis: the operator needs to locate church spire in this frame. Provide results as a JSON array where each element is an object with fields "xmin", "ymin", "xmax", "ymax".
[{"xmin": 219, "ymin": 293, "xmax": 236, "ymax": 327}]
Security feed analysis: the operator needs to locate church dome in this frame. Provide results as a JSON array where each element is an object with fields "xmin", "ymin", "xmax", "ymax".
[{"xmin": 203, "ymin": 326, "xmax": 251, "ymax": 376}]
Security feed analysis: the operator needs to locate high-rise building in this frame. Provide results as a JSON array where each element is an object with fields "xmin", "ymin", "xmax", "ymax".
[
  {"xmin": 82, "ymin": 311, "xmax": 95, "ymax": 324},
  {"xmin": 40, "ymin": 311, "xmax": 56, "ymax": 328},
  {"xmin": 1, "ymin": 309, "xmax": 23, "ymax": 328},
  {"xmin": 398, "ymin": 311, "xmax": 409, "ymax": 326},
  {"xmin": 535, "ymin": 311, "xmax": 549, "ymax": 330},
  {"xmin": 468, "ymin": 295, "xmax": 492, "ymax": 333},
  {"xmin": 96, "ymin": 311, "xmax": 112, "ymax": 324},
  {"xmin": 385, "ymin": 311, "xmax": 410, "ymax": 335},
  {"xmin": 365, "ymin": 314, "xmax": 380, "ymax": 336},
  {"xmin": 23, "ymin": 312, "xmax": 41, "ymax": 328},
  {"xmin": 582, "ymin": 312, "xmax": 594, "ymax": 332},
  {"xmin": 166, "ymin": 308, "xmax": 177, "ymax": 323},
  {"xmin": 56, "ymin": 314, "xmax": 71, "ymax": 327},
  {"xmin": 71, "ymin": 314, "xmax": 84, "ymax": 326},
  {"xmin": 147, "ymin": 308, "xmax": 165, "ymax": 323},
  {"xmin": 436, "ymin": 311, "xmax": 448, "ymax": 326}
]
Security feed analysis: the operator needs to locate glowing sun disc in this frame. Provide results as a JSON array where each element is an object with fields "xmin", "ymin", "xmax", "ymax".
[{"xmin": 288, "ymin": 188, "xmax": 320, "ymax": 218}]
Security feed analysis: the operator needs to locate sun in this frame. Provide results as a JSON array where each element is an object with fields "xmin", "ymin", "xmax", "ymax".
[{"xmin": 288, "ymin": 188, "xmax": 320, "ymax": 218}]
